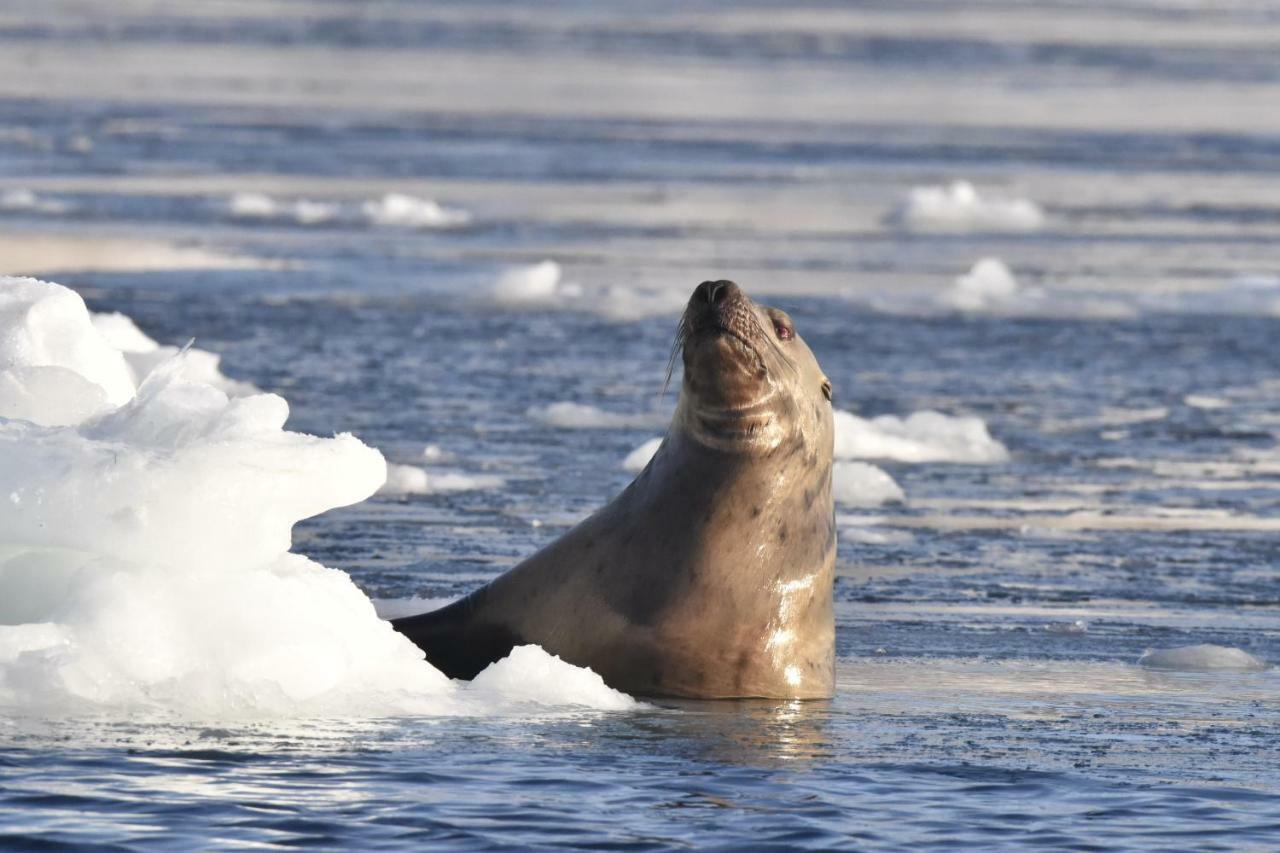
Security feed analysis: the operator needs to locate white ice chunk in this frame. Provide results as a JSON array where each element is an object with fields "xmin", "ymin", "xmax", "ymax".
[
  {"xmin": 1138, "ymin": 644, "xmax": 1269, "ymax": 672},
  {"xmin": 362, "ymin": 193, "xmax": 470, "ymax": 228},
  {"xmin": 834, "ymin": 409, "xmax": 1009, "ymax": 464},
  {"xmin": 941, "ymin": 258, "xmax": 1023, "ymax": 312},
  {"xmin": 0, "ymin": 278, "xmax": 638, "ymax": 717},
  {"xmin": 490, "ymin": 261, "xmax": 685, "ymax": 321},
  {"xmin": 1, "ymin": 278, "xmax": 136, "ymax": 416},
  {"xmin": 529, "ymin": 401, "xmax": 669, "ymax": 429},
  {"xmin": 622, "ymin": 437, "xmax": 663, "ymax": 472},
  {"xmin": 898, "ymin": 181, "xmax": 1045, "ymax": 231},
  {"xmin": 228, "ymin": 192, "xmax": 338, "ymax": 225},
  {"xmin": 468, "ymin": 645, "xmax": 638, "ymax": 711},
  {"xmin": 379, "ymin": 462, "xmax": 503, "ymax": 496},
  {"xmin": 0, "ymin": 188, "xmax": 71, "ymax": 214},
  {"xmin": 832, "ymin": 461, "xmax": 904, "ymax": 506}
]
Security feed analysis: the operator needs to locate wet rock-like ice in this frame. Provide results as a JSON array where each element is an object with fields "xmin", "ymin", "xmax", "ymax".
[
  {"xmin": 379, "ymin": 462, "xmax": 504, "ymax": 496},
  {"xmin": 0, "ymin": 277, "xmax": 635, "ymax": 716},
  {"xmin": 897, "ymin": 181, "xmax": 1045, "ymax": 231},
  {"xmin": 834, "ymin": 409, "xmax": 1010, "ymax": 464},
  {"xmin": 1138, "ymin": 644, "xmax": 1269, "ymax": 672},
  {"xmin": 832, "ymin": 461, "xmax": 904, "ymax": 506}
]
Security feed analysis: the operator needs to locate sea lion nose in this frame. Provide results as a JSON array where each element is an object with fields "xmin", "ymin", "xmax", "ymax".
[{"xmin": 697, "ymin": 280, "xmax": 739, "ymax": 305}]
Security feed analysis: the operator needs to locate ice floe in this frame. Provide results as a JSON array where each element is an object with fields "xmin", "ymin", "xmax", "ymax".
[
  {"xmin": 490, "ymin": 261, "xmax": 687, "ymax": 321},
  {"xmin": 622, "ymin": 437, "xmax": 663, "ymax": 472},
  {"xmin": 379, "ymin": 462, "xmax": 504, "ymax": 496},
  {"xmin": 834, "ymin": 409, "xmax": 1010, "ymax": 464},
  {"xmin": 228, "ymin": 191, "xmax": 468, "ymax": 230},
  {"xmin": 832, "ymin": 461, "xmax": 904, "ymax": 506},
  {"xmin": 896, "ymin": 180, "xmax": 1045, "ymax": 231},
  {"xmin": 0, "ymin": 188, "xmax": 72, "ymax": 215},
  {"xmin": 940, "ymin": 258, "xmax": 1029, "ymax": 312},
  {"xmin": 0, "ymin": 276, "xmax": 636, "ymax": 717}
]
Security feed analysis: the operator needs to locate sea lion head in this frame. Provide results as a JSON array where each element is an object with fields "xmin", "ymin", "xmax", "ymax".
[{"xmin": 672, "ymin": 280, "xmax": 833, "ymax": 455}]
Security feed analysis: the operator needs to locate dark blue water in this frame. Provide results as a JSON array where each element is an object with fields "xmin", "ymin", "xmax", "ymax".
[{"xmin": 3, "ymin": 0, "xmax": 1280, "ymax": 848}]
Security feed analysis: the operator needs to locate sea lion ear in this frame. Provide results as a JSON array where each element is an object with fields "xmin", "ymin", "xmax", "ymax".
[{"xmin": 821, "ymin": 379, "xmax": 833, "ymax": 402}]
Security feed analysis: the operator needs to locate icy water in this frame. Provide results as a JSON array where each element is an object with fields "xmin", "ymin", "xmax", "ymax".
[{"xmin": 4, "ymin": 0, "xmax": 1280, "ymax": 848}]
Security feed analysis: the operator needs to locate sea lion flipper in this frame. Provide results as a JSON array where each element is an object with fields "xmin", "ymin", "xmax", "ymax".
[{"xmin": 392, "ymin": 591, "xmax": 522, "ymax": 679}]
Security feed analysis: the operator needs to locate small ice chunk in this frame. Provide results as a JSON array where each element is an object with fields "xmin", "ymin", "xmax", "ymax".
[
  {"xmin": 0, "ymin": 188, "xmax": 70, "ymax": 214},
  {"xmin": 1138, "ymin": 644, "xmax": 1268, "ymax": 671},
  {"xmin": 1044, "ymin": 620, "xmax": 1089, "ymax": 634},
  {"xmin": 622, "ymin": 437, "xmax": 663, "ymax": 472},
  {"xmin": 832, "ymin": 461, "xmax": 904, "ymax": 506},
  {"xmin": 468, "ymin": 645, "xmax": 638, "ymax": 710},
  {"xmin": 379, "ymin": 463, "xmax": 503, "ymax": 496},
  {"xmin": 833, "ymin": 409, "xmax": 1009, "ymax": 464},
  {"xmin": 362, "ymin": 193, "xmax": 470, "ymax": 228},
  {"xmin": 492, "ymin": 260, "xmax": 572, "ymax": 303},
  {"xmin": 1184, "ymin": 394, "xmax": 1230, "ymax": 410},
  {"xmin": 941, "ymin": 258, "xmax": 1021, "ymax": 312},
  {"xmin": 898, "ymin": 181, "xmax": 1045, "ymax": 231},
  {"xmin": 529, "ymin": 401, "xmax": 668, "ymax": 429},
  {"xmin": 228, "ymin": 192, "xmax": 278, "ymax": 218},
  {"xmin": 227, "ymin": 192, "xmax": 338, "ymax": 225}
]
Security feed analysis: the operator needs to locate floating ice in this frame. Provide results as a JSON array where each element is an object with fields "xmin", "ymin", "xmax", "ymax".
[
  {"xmin": 832, "ymin": 461, "xmax": 904, "ymax": 506},
  {"xmin": 492, "ymin": 260, "xmax": 579, "ymax": 303},
  {"xmin": 897, "ymin": 181, "xmax": 1045, "ymax": 231},
  {"xmin": 379, "ymin": 463, "xmax": 504, "ymax": 496},
  {"xmin": 940, "ymin": 258, "xmax": 1025, "ymax": 312},
  {"xmin": 1044, "ymin": 620, "xmax": 1089, "ymax": 635},
  {"xmin": 1138, "ymin": 644, "xmax": 1268, "ymax": 672},
  {"xmin": 529, "ymin": 401, "xmax": 669, "ymax": 430},
  {"xmin": 362, "ymin": 193, "xmax": 470, "ymax": 228},
  {"xmin": 469, "ymin": 645, "xmax": 637, "ymax": 711},
  {"xmin": 1183, "ymin": 394, "xmax": 1230, "ymax": 410},
  {"xmin": 0, "ymin": 188, "xmax": 71, "ymax": 214},
  {"xmin": 90, "ymin": 311, "xmax": 258, "ymax": 397},
  {"xmin": 0, "ymin": 277, "xmax": 635, "ymax": 717},
  {"xmin": 622, "ymin": 437, "xmax": 663, "ymax": 472},
  {"xmin": 490, "ymin": 261, "xmax": 686, "ymax": 321},
  {"xmin": 833, "ymin": 409, "xmax": 1009, "ymax": 464},
  {"xmin": 228, "ymin": 192, "xmax": 339, "ymax": 225}
]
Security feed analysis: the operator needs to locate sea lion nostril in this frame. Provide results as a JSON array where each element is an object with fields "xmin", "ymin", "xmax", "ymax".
[{"xmin": 698, "ymin": 279, "xmax": 737, "ymax": 305}]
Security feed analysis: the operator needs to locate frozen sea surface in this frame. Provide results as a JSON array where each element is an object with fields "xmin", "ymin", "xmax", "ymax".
[{"xmin": 3, "ymin": 0, "xmax": 1280, "ymax": 848}]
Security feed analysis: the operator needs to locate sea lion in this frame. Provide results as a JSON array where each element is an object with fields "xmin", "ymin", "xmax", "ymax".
[{"xmin": 393, "ymin": 280, "xmax": 836, "ymax": 699}]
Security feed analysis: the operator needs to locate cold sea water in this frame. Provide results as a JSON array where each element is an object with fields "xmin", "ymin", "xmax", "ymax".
[{"xmin": 3, "ymin": 0, "xmax": 1280, "ymax": 848}]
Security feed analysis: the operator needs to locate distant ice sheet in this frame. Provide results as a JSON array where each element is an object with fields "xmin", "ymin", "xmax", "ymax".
[
  {"xmin": 896, "ymin": 181, "xmax": 1045, "ymax": 231},
  {"xmin": 0, "ymin": 277, "xmax": 636, "ymax": 717},
  {"xmin": 834, "ymin": 409, "xmax": 1010, "ymax": 464},
  {"xmin": 1138, "ymin": 644, "xmax": 1269, "ymax": 672}
]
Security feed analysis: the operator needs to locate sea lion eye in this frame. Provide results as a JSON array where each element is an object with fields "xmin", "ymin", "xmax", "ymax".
[
  {"xmin": 821, "ymin": 380, "xmax": 832, "ymax": 402},
  {"xmin": 773, "ymin": 321, "xmax": 793, "ymax": 341}
]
